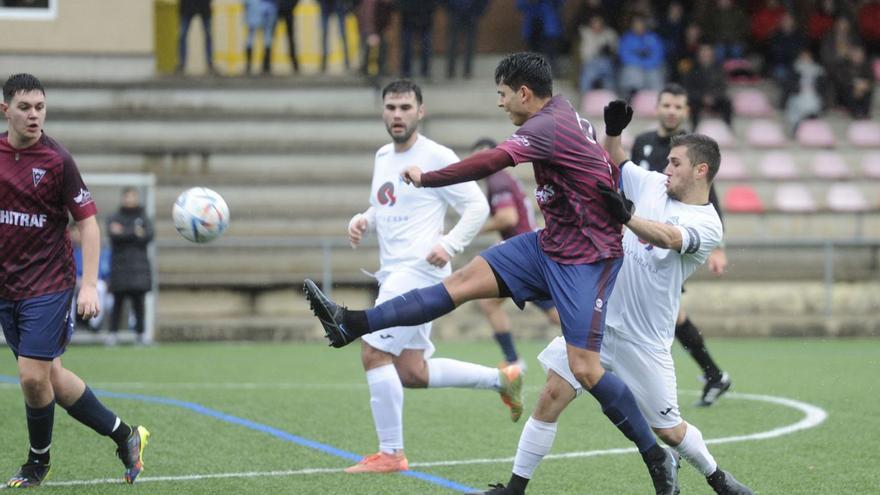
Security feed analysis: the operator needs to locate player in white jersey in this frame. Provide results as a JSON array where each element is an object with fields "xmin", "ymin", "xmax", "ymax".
[
  {"xmin": 478, "ymin": 102, "xmax": 752, "ymax": 495},
  {"xmin": 340, "ymin": 79, "xmax": 524, "ymax": 474}
]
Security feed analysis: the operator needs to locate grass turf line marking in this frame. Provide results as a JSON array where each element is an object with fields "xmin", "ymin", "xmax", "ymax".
[
  {"xmin": 0, "ymin": 375, "xmax": 479, "ymax": 494},
  {"xmin": 410, "ymin": 390, "xmax": 828, "ymax": 468}
]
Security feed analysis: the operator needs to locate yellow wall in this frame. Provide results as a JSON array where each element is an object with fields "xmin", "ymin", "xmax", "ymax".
[{"xmin": 0, "ymin": 0, "xmax": 152, "ymax": 54}]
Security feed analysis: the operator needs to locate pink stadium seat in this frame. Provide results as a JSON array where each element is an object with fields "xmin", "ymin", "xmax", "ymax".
[
  {"xmin": 733, "ymin": 88, "xmax": 774, "ymax": 117},
  {"xmin": 723, "ymin": 185, "xmax": 764, "ymax": 213},
  {"xmin": 775, "ymin": 183, "xmax": 817, "ymax": 212},
  {"xmin": 715, "ymin": 152, "xmax": 749, "ymax": 180},
  {"xmin": 846, "ymin": 120, "xmax": 880, "ymax": 147},
  {"xmin": 695, "ymin": 118, "xmax": 736, "ymax": 148},
  {"xmin": 795, "ymin": 119, "xmax": 836, "ymax": 148},
  {"xmin": 861, "ymin": 152, "xmax": 880, "ymax": 179},
  {"xmin": 759, "ymin": 151, "xmax": 800, "ymax": 179},
  {"xmin": 631, "ymin": 90, "xmax": 659, "ymax": 118},
  {"xmin": 580, "ymin": 89, "xmax": 617, "ymax": 117},
  {"xmin": 746, "ymin": 119, "xmax": 787, "ymax": 148},
  {"xmin": 811, "ymin": 151, "xmax": 852, "ymax": 179},
  {"xmin": 826, "ymin": 183, "xmax": 869, "ymax": 212}
]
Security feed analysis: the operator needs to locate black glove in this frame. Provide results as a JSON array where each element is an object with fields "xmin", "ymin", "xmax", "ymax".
[
  {"xmin": 597, "ymin": 181, "xmax": 633, "ymax": 224},
  {"xmin": 603, "ymin": 100, "xmax": 633, "ymax": 137}
]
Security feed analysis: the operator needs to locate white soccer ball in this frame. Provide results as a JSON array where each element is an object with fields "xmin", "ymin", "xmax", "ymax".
[{"xmin": 172, "ymin": 187, "xmax": 229, "ymax": 243}]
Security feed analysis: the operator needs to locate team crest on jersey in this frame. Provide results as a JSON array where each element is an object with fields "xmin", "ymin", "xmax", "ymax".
[
  {"xmin": 377, "ymin": 181, "xmax": 396, "ymax": 206},
  {"xmin": 535, "ymin": 184, "xmax": 555, "ymax": 204},
  {"xmin": 32, "ymin": 168, "xmax": 46, "ymax": 187},
  {"xmin": 643, "ymin": 144, "xmax": 653, "ymax": 157},
  {"xmin": 73, "ymin": 188, "xmax": 93, "ymax": 206}
]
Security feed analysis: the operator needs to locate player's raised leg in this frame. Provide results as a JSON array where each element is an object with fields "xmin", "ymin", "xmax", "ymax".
[{"xmin": 304, "ymin": 255, "xmax": 501, "ymax": 348}]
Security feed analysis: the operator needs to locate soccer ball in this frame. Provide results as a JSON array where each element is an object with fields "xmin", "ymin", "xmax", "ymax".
[{"xmin": 172, "ymin": 187, "xmax": 229, "ymax": 243}]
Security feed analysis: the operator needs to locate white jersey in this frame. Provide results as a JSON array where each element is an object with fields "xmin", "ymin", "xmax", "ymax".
[
  {"xmin": 605, "ymin": 162, "xmax": 723, "ymax": 350},
  {"xmin": 363, "ymin": 134, "xmax": 489, "ymax": 282}
]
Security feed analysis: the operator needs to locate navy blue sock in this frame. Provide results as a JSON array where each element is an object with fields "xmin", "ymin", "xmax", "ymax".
[
  {"xmin": 588, "ymin": 371, "xmax": 657, "ymax": 453},
  {"xmin": 64, "ymin": 386, "xmax": 130, "ymax": 445},
  {"xmin": 25, "ymin": 400, "xmax": 55, "ymax": 465},
  {"xmin": 364, "ymin": 283, "xmax": 455, "ymax": 331},
  {"xmin": 494, "ymin": 332, "xmax": 519, "ymax": 363}
]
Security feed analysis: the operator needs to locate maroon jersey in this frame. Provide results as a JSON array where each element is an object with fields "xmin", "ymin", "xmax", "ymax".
[
  {"xmin": 496, "ymin": 96, "xmax": 623, "ymax": 264},
  {"xmin": 0, "ymin": 132, "xmax": 97, "ymax": 299},
  {"xmin": 486, "ymin": 169, "xmax": 536, "ymax": 240}
]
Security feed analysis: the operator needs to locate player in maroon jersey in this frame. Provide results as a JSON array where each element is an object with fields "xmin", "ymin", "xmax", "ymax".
[
  {"xmin": 0, "ymin": 74, "xmax": 149, "ymax": 487},
  {"xmin": 305, "ymin": 53, "xmax": 679, "ymax": 494},
  {"xmin": 470, "ymin": 138, "xmax": 560, "ymax": 369}
]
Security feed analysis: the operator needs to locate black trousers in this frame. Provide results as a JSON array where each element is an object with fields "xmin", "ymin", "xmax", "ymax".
[{"xmin": 109, "ymin": 290, "xmax": 146, "ymax": 335}]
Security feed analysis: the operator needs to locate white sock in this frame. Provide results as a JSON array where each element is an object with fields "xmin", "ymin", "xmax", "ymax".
[
  {"xmin": 366, "ymin": 364, "xmax": 404, "ymax": 453},
  {"xmin": 512, "ymin": 417, "xmax": 557, "ymax": 479},
  {"xmin": 427, "ymin": 358, "xmax": 500, "ymax": 389},
  {"xmin": 674, "ymin": 423, "xmax": 717, "ymax": 476}
]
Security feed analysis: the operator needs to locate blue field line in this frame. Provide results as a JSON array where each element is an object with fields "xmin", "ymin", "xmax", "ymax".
[{"xmin": 0, "ymin": 375, "xmax": 479, "ymax": 493}]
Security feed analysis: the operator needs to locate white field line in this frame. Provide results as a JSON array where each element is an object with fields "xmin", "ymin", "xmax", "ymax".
[{"xmin": 0, "ymin": 389, "xmax": 827, "ymax": 488}]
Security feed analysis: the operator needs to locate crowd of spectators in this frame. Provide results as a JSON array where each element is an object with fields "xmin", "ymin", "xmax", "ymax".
[{"xmin": 571, "ymin": 0, "xmax": 878, "ymax": 129}]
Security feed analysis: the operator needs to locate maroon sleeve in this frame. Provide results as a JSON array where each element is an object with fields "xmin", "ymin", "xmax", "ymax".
[
  {"xmin": 421, "ymin": 148, "xmax": 514, "ymax": 187},
  {"xmin": 61, "ymin": 151, "xmax": 98, "ymax": 220}
]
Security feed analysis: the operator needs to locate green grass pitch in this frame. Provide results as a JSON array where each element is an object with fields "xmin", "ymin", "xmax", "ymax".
[{"xmin": 1, "ymin": 338, "xmax": 877, "ymax": 494}]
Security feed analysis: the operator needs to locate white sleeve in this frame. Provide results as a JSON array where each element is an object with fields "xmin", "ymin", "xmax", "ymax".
[
  {"xmin": 436, "ymin": 181, "xmax": 490, "ymax": 256},
  {"xmin": 675, "ymin": 213, "xmax": 723, "ymax": 263}
]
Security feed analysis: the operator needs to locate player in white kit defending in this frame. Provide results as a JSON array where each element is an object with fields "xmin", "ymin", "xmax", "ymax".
[
  {"xmin": 477, "ymin": 101, "xmax": 752, "ymax": 494},
  {"xmin": 340, "ymin": 79, "xmax": 524, "ymax": 474}
]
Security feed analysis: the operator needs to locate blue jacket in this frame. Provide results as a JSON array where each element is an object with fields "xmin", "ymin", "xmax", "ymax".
[
  {"xmin": 619, "ymin": 31, "xmax": 665, "ymax": 70},
  {"xmin": 516, "ymin": 0, "xmax": 563, "ymax": 40}
]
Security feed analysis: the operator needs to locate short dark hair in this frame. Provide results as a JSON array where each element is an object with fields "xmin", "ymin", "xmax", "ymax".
[
  {"xmin": 670, "ymin": 133, "xmax": 721, "ymax": 182},
  {"xmin": 657, "ymin": 83, "xmax": 687, "ymax": 103},
  {"xmin": 121, "ymin": 186, "xmax": 139, "ymax": 196},
  {"xmin": 494, "ymin": 52, "xmax": 553, "ymax": 98},
  {"xmin": 3, "ymin": 73, "xmax": 44, "ymax": 103},
  {"xmin": 381, "ymin": 79, "xmax": 422, "ymax": 105},
  {"xmin": 470, "ymin": 137, "xmax": 497, "ymax": 152}
]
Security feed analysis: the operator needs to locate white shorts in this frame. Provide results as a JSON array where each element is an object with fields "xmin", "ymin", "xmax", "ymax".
[
  {"xmin": 362, "ymin": 270, "xmax": 438, "ymax": 359},
  {"xmin": 537, "ymin": 329, "xmax": 681, "ymax": 429}
]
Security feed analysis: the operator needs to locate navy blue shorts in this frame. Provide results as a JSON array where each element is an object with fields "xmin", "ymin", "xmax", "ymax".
[
  {"xmin": 1, "ymin": 289, "xmax": 75, "ymax": 361},
  {"xmin": 531, "ymin": 299, "xmax": 556, "ymax": 312},
  {"xmin": 481, "ymin": 231, "xmax": 622, "ymax": 351}
]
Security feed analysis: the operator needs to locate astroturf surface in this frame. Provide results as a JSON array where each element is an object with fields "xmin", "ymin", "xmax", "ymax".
[{"xmin": 1, "ymin": 338, "xmax": 877, "ymax": 494}]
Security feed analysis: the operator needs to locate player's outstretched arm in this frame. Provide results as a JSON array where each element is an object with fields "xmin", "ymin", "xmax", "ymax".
[
  {"xmin": 603, "ymin": 100, "xmax": 633, "ymax": 167},
  {"xmin": 597, "ymin": 181, "xmax": 682, "ymax": 250},
  {"xmin": 410, "ymin": 148, "xmax": 513, "ymax": 188}
]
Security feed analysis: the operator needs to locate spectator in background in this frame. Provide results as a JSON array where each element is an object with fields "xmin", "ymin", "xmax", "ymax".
[
  {"xmin": 516, "ymin": 0, "xmax": 564, "ymax": 75},
  {"xmin": 176, "ymin": 0, "xmax": 216, "ymax": 75},
  {"xmin": 750, "ymin": 0, "xmax": 786, "ymax": 61},
  {"xmin": 618, "ymin": 14, "xmax": 666, "ymax": 97},
  {"xmin": 784, "ymin": 50, "xmax": 826, "ymax": 133},
  {"xmin": 399, "ymin": 0, "xmax": 438, "ymax": 78},
  {"xmin": 857, "ymin": 0, "xmax": 880, "ymax": 56},
  {"xmin": 820, "ymin": 16, "xmax": 860, "ymax": 71},
  {"xmin": 767, "ymin": 12, "xmax": 805, "ymax": 90},
  {"xmin": 356, "ymin": 0, "xmax": 395, "ymax": 78},
  {"xmin": 684, "ymin": 42, "xmax": 733, "ymax": 128},
  {"xmin": 657, "ymin": 1, "xmax": 686, "ymax": 81},
  {"xmin": 106, "ymin": 187, "xmax": 154, "ymax": 346},
  {"xmin": 830, "ymin": 44, "xmax": 874, "ymax": 118},
  {"xmin": 318, "ymin": 0, "xmax": 353, "ymax": 73},
  {"xmin": 445, "ymin": 0, "xmax": 490, "ymax": 79},
  {"xmin": 244, "ymin": 0, "xmax": 279, "ymax": 75},
  {"xmin": 277, "ymin": 0, "xmax": 300, "ymax": 73},
  {"xmin": 701, "ymin": 0, "xmax": 748, "ymax": 62},
  {"xmin": 675, "ymin": 21, "xmax": 703, "ymax": 78},
  {"xmin": 577, "ymin": 14, "xmax": 618, "ymax": 92},
  {"xmin": 355, "ymin": 0, "xmax": 395, "ymax": 78},
  {"xmin": 806, "ymin": 0, "xmax": 837, "ymax": 57}
]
